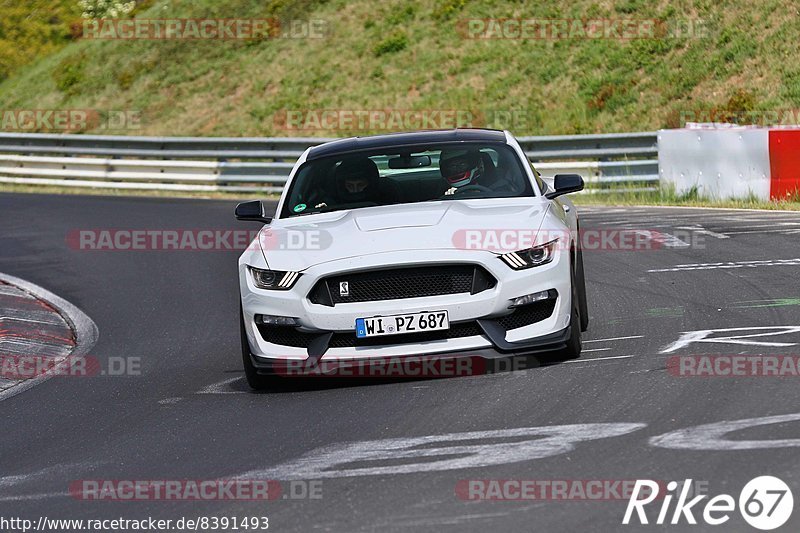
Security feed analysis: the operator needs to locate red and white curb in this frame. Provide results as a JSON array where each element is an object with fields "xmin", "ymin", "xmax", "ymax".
[{"xmin": 0, "ymin": 273, "xmax": 98, "ymax": 401}]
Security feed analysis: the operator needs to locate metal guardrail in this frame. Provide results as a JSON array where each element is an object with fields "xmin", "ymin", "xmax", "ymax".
[{"xmin": 0, "ymin": 132, "xmax": 659, "ymax": 193}]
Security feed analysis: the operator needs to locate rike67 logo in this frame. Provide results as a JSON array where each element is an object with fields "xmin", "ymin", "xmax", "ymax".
[{"xmin": 623, "ymin": 476, "xmax": 794, "ymax": 530}]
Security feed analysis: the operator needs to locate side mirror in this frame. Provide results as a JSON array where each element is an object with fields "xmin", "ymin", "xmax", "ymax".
[
  {"xmin": 235, "ymin": 200, "xmax": 272, "ymax": 224},
  {"xmin": 545, "ymin": 174, "xmax": 584, "ymax": 199}
]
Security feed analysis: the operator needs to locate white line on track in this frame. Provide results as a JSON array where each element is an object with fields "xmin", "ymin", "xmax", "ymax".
[
  {"xmin": 158, "ymin": 397, "xmax": 183, "ymax": 405},
  {"xmin": 718, "ymin": 222, "xmax": 800, "ymax": 228},
  {"xmin": 584, "ymin": 335, "xmax": 644, "ymax": 343},
  {"xmin": 0, "ymin": 491, "xmax": 69, "ymax": 502},
  {"xmin": 723, "ymin": 229, "xmax": 800, "ymax": 235},
  {"xmin": 0, "ymin": 463, "xmax": 102, "ymax": 501},
  {"xmin": 649, "ymin": 258, "xmax": 800, "ymax": 272},
  {"xmin": 581, "ymin": 348, "xmax": 612, "ymax": 353},
  {"xmin": 638, "ymin": 230, "xmax": 691, "ymax": 248},
  {"xmin": 562, "ymin": 355, "xmax": 636, "ymax": 364},
  {"xmin": 674, "ymin": 226, "xmax": 730, "ymax": 239},
  {"xmin": 196, "ymin": 376, "xmax": 247, "ymax": 394}
]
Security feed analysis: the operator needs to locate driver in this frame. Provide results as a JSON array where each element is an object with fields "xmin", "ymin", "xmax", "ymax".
[
  {"xmin": 334, "ymin": 157, "xmax": 380, "ymax": 204},
  {"xmin": 440, "ymin": 148, "xmax": 485, "ymax": 195}
]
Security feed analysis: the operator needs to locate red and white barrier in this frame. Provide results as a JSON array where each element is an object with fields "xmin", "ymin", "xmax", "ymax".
[
  {"xmin": 659, "ymin": 127, "xmax": 800, "ymax": 200},
  {"xmin": 770, "ymin": 130, "xmax": 800, "ymax": 200}
]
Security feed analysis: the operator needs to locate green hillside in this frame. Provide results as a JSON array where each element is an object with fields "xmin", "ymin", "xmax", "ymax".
[
  {"xmin": 0, "ymin": 0, "xmax": 82, "ymax": 81},
  {"xmin": 1, "ymin": 0, "xmax": 799, "ymax": 136}
]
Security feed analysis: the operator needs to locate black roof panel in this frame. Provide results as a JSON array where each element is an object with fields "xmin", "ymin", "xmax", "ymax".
[{"xmin": 306, "ymin": 129, "xmax": 507, "ymax": 160}]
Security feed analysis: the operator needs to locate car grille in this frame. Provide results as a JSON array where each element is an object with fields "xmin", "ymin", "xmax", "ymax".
[
  {"xmin": 256, "ymin": 298, "xmax": 556, "ymax": 350},
  {"xmin": 308, "ymin": 265, "xmax": 495, "ymax": 306}
]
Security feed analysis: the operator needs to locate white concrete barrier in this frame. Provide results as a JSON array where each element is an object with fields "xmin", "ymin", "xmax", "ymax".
[{"xmin": 658, "ymin": 128, "xmax": 771, "ymax": 199}]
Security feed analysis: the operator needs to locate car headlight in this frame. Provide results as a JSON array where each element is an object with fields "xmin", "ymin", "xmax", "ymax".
[
  {"xmin": 500, "ymin": 239, "xmax": 558, "ymax": 270},
  {"xmin": 249, "ymin": 267, "xmax": 301, "ymax": 290}
]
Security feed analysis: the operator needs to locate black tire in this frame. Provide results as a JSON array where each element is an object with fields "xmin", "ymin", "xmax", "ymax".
[
  {"xmin": 562, "ymin": 251, "xmax": 583, "ymax": 359},
  {"xmin": 576, "ymin": 248, "xmax": 589, "ymax": 332},
  {"xmin": 240, "ymin": 306, "xmax": 274, "ymax": 391}
]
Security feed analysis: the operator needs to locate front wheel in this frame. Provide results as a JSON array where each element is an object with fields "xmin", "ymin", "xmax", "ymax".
[
  {"xmin": 561, "ymin": 256, "xmax": 583, "ymax": 359},
  {"xmin": 576, "ymin": 248, "xmax": 589, "ymax": 332}
]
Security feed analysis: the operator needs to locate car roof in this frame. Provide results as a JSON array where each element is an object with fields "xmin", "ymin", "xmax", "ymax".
[{"xmin": 306, "ymin": 129, "xmax": 508, "ymax": 161}]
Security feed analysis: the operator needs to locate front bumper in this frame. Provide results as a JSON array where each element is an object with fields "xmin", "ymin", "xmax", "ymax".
[
  {"xmin": 239, "ymin": 248, "xmax": 573, "ymax": 363},
  {"xmin": 246, "ymin": 325, "xmax": 572, "ymax": 376}
]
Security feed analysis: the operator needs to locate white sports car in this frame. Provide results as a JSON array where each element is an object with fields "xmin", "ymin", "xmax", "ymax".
[{"xmin": 237, "ymin": 129, "xmax": 588, "ymax": 389}]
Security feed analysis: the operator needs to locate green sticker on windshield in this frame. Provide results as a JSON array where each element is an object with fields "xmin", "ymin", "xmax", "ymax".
[{"xmin": 293, "ymin": 203, "xmax": 307, "ymax": 213}]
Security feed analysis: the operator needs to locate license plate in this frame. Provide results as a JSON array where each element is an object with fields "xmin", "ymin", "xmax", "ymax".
[{"xmin": 355, "ymin": 311, "xmax": 449, "ymax": 339}]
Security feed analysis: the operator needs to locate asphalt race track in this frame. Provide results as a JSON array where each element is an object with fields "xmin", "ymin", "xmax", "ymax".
[{"xmin": 1, "ymin": 192, "xmax": 799, "ymax": 532}]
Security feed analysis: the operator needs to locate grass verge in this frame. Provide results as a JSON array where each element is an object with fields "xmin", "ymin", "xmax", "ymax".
[{"xmin": 573, "ymin": 186, "xmax": 800, "ymax": 210}]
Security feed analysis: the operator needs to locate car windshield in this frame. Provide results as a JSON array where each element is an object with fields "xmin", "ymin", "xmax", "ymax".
[{"xmin": 280, "ymin": 142, "xmax": 534, "ymax": 218}]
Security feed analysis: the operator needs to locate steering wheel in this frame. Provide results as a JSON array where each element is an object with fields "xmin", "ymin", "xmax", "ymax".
[{"xmin": 443, "ymin": 184, "xmax": 493, "ymax": 198}]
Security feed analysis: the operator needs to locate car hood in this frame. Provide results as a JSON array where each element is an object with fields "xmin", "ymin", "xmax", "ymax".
[{"xmin": 260, "ymin": 199, "xmax": 549, "ymax": 271}]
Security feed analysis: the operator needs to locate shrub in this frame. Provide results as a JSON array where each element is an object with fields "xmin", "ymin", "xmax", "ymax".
[
  {"xmin": 373, "ymin": 30, "xmax": 408, "ymax": 57},
  {"xmin": 0, "ymin": 2, "xmax": 81, "ymax": 81},
  {"xmin": 78, "ymin": 0, "xmax": 136, "ymax": 20},
  {"xmin": 432, "ymin": 0, "xmax": 466, "ymax": 20},
  {"xmin": 53, "ymin": 52, "xmax": 87, "ymax": 95}
]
